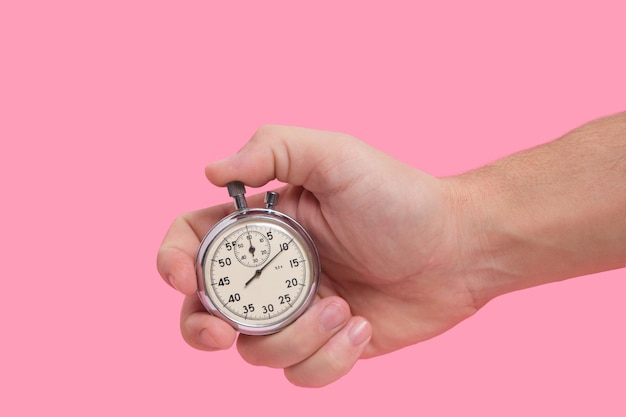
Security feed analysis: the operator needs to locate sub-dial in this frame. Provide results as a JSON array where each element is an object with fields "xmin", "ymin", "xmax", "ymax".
[{"xmin": 233, "ymin": 229, "xmax": 271, "ymax": 267}]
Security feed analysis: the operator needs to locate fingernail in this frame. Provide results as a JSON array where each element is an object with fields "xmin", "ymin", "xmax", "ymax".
[
  {"xmin": 168, "ymin": 274, "xmax": 179, "ymax": 292},
  {"xmin": 320, "ymin": 302, "xmax": 347, "ymax": 332},
  {"xmin": 348, "ymin": 319, "xmax": 371, "ymax": 346}
]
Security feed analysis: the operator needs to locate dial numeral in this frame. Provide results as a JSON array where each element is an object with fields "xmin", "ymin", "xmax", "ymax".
[
  {"xmin": 278, "ymin": 294, "xmax": 291, "ymax": 304},
  {"xmin": 218, "ymin": 258, "xmax": 232, "ymax": 267}
]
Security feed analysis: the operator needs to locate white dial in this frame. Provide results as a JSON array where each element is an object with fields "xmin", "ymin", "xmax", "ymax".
[
  {"xmin": 196, "ymin": 185, "xmax": 321, "ymax": 336},
  {"xmin": 196, "ymin": 183, "xmax": 321, "ymax": 335},
  {"xmin": 206, "ymin": 219, "xmax": 310, "ymax": 324}
]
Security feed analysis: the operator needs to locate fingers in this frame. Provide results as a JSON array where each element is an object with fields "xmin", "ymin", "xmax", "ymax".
[
  {"xmin": 156, "ymin": 204, "xmax": 231, "ymax": 295},
  {"xmin": 178, "ymin": 293, "xmax": 372, "ymax": 386},
  {"xmin": 236, "ymin": 297, "xmax": 350, "ymax": 368},
  {"xmin": 205, "ymin": 125, "xmax": 363, "ymax": 194},
  {"xmin": 284, "ymin": 317, "xmax": 371, "ymax": 388},
  {"xmin": 180, "ymin": 295, "xmax": 237, "ymax": 351},
  {"xmin": 156, "ymin": 216, "xmax": 200, "ymax": 295},
  {"xmin": 177, "ymin": 279, "xmax": 372, "ymax": 386},
  {"xmin": 236, "ymin": 296, "xmax": 372, "ymax": 388}
]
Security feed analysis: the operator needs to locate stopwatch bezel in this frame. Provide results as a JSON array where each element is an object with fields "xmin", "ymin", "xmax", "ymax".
[{"xmin": 195, "ymin": 208, "xmax": 321, "ymax": 336}]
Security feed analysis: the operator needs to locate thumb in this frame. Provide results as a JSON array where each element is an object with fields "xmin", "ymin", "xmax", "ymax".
[{"xmin": 205, "ymin": 125, "xmax": 362, "ymax": 193}]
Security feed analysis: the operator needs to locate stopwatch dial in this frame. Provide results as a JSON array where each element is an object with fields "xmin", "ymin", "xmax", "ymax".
[
  {"xmin": 204, "ymin": 219, "xmax": 315, "ymax": 330},
  {"xmin": 233, "ymin": 229, "xmax": 271, "ymax": 267}
]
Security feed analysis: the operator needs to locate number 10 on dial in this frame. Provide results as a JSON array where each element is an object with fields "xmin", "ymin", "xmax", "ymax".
[{"xmin": 195, "ymin": 182, "xmax": 321, "ymax": 335}]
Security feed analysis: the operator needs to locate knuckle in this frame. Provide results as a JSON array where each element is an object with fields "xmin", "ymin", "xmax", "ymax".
[
  {"xmin": 250, "ymin": 124, "xmax": 279, "ymax": 144},
  {"xmin": 324, "ymin": 350, "xmax": 352, "ymax": 379}
]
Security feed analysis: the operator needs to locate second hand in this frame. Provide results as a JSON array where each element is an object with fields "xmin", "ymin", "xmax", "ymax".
[{"xmin": 244, "ymin": 240, "xmax": 292, "ymax": 287}]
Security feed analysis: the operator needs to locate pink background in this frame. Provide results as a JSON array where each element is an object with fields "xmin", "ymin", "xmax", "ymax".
[{"xmin": 1, "ymin": 1, "xmax": 624, "ymax": 415}]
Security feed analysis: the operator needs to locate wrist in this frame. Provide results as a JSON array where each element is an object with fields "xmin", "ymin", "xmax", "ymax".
[
  {"xmin": 440, "ymin": 174, "xmax": 508, "ymax": 308},
  {"xmin": 444, "ymin": 166, "xmax": 605, "ymax": 307},
  {"xmin": 443, "ymin": 121, "xmax": 626, "ymax": 305}
]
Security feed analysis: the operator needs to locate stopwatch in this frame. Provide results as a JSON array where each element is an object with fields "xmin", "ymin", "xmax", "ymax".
[{"xmin": 195, "ymin": 181, "xmax": 321, "ymax": 335}]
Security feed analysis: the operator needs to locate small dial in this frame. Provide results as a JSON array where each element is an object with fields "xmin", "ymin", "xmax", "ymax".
[{"xmin": 234, "ymin": 229, "xmax": 271, "ymax": 267}]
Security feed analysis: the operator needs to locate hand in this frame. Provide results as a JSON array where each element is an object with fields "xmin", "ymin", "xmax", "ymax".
[
  {"xmin": 158, "ymin": 114, "xmax": 626, "ymax": 387},
  {"xmin": 157, "ymin": 125, "xmax": 483, "ymax": 387}
]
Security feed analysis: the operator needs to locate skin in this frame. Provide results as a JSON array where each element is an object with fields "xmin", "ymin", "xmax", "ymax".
[{"xmin": 157, "ymin": 112, "xmax": 625, "ymax": 388}]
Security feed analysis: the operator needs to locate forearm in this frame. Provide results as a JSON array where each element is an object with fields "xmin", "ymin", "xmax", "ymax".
[{"xmin": 452, "ymin": 112, "xmax": 626, "ymax": 305}]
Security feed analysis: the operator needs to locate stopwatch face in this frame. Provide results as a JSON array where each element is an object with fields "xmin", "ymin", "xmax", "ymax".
[{"xmin": 196, "ymin": 210, "xmax": 321, "ymax": 335}]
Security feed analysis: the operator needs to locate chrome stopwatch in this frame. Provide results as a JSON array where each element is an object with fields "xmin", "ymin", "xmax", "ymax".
[{"xmin": 195, "ymin": 182, "xmax": 321, "ymax": 335}]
